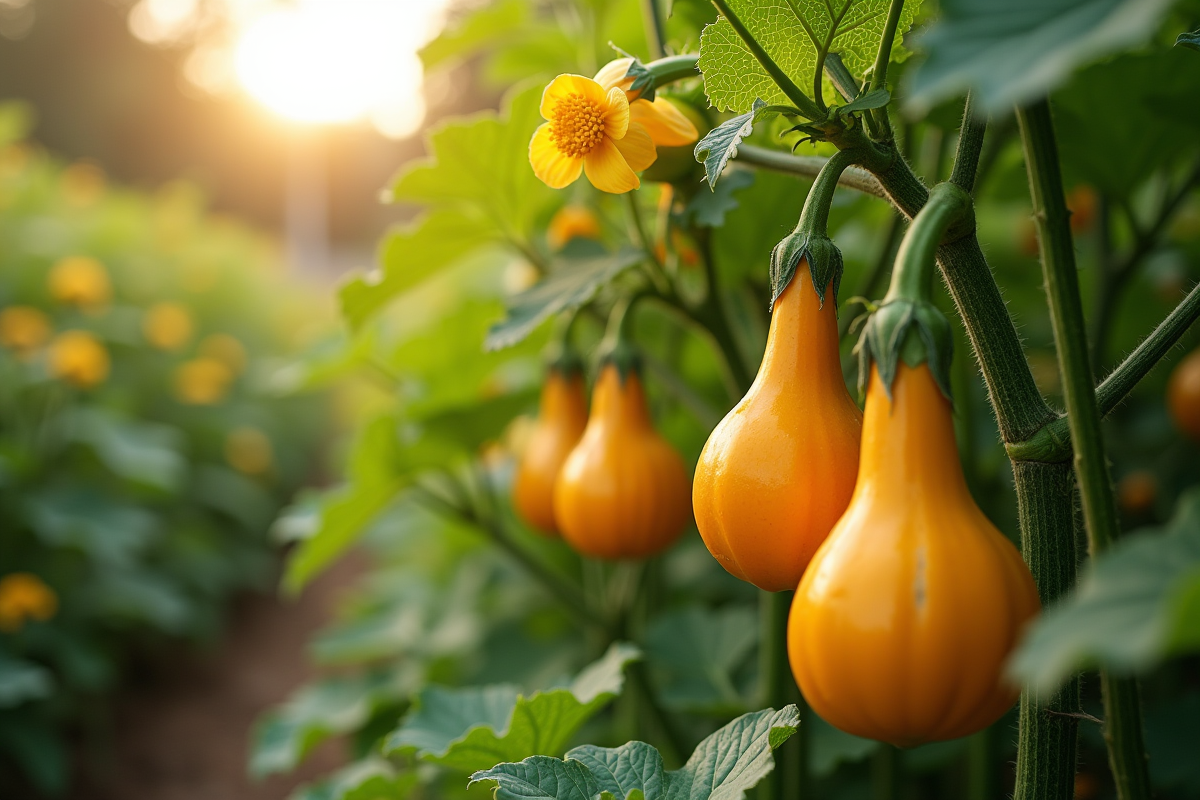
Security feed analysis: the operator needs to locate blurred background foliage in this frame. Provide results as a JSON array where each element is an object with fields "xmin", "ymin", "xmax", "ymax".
[{"xmin": 0, "ymin": 102, "xmax": 332, "ymax": 795}]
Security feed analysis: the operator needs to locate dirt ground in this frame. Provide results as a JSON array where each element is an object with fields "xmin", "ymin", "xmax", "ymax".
[{"xmin": 70, "ymin": 555, "xmax": 365, "ymax": 800}]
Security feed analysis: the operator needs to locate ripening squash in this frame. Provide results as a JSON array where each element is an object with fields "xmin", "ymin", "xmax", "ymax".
[
  {"xmin": 554, "ymin": 362, "xmax": 691, "ymax": 559},
  {"xmin": 693, "ymin": 261, "xmax": 862, "ymax": 591},
  {"xmin": 788, "ymin": 363, "xmax": 1041, "ymax": 746},
  {"xmin": 513, "ymin": 367, "xmax": 588, "ymax": 534}
]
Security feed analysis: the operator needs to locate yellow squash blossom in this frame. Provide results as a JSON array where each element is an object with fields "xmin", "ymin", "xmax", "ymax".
[
  {"xmin": 143, "ymin": 302, "xmax": 194, "ymax": 351},
  {"xmin": 593, "ymin": 57, "xmax": 700, "ymax": 148},
  {"xmin": 0, "ymin": 306, "xmax": 52, "ymax": 356},
  {"xmin": 49, "ymin": 256, "xmax": 111, "ymax": 309},
  {"xmin": 225, "ymin": 427, "xmax": 273, "ymax": 475},
  {"xmin": 174, "ymin": 357, "xmax": 233, "ymax": 405},
  {"xmin": 530, "ymin": 75, "xmax": 656, "ymax": 194},
  {"xmin": 48, "ymin": 330, "xmax": 110, "ymax": 388},
  {"xmin": 547, "ymin": 205, "xmax": 602, "ymax": 250},
  {"xmin": 0, "ymin": 573, "xmax": 58, "ymax": 632}
]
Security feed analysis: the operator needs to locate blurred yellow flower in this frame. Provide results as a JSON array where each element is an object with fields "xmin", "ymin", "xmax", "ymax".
[
  {"xmin": 547, "ymin": 205, "xmax": 602, "ymax": 250},
  {"xmin": 174, "ymin": 357, "xmax": 233, "ymax": 405},
  {"xmin": 0, "ymin": 573, "xmax": 58, "ymax": 632},
  {"xmin": 0, "ymin": 306, "xmax": 52, "ymax": 356},
  {"xmin": 225, "ymin": 427, "xmax": 273, "ymax": 475},
  {"xmin": 593, "ymin": 58, "xmax": 700, "ymax": 148},
  {"xmin": 142, "ymin": 302, "xmax": 194, "ymax": 351},
  {"xmin": 48, "ymin": 330, "xmax": 110, "ymax": 388},
  {"xmin": 198, "ymin": 333, "xmax": 248, "ymax": 374},
  {"xmin": 530, "ymin": 74, "xmax": 655, "ymax": 194},
  {"xmin": 60, "ymin": 161, "xmax": 106, "ymax": 208},
  {"xmin": 49, "ymin": 256, "xmax": 111, "ymax": 309}
]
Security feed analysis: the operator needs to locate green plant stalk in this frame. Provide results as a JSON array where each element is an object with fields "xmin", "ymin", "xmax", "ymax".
[
  {"xmin": 966, "ymin": 727, "xmax": 992, "ymax": 800},
  {"xmin": 865, "ymin": 0, "xmax": 905, "ymax": 140},
  {"xmin": 949, "ymin": 94, "xmax": 986, "ymax": 193},
  {"xmin": 795, "ymin": 148, "xmax": 860, "ymax": 238},
  {"xmin": 708, "ymin": 0, "xmax": 823, "ymax": 119},
  {"xmin": 733, "ymin": 147, "xmax": 886, "ymax": 197},
  {"xmin": 889, "ymin": 182, "xmax": 972, "ymax": 302},
  {"xmin": 1017, "ymin": 100, "xmax": 1150, "ymax": 800},
  {"xmin": 640, "ymin": 0, "xmax": 666, "ymax": 60},
  {"xmin": 647, "ymin": 54, "xmax": 701, "ymax": 85},
  {"xmin": 1007, "ymin": 282, "xmax": 1200, "ymax": 462},
  {"xmin": 1012, "ymin": 460, "xmax": 1079, "ymax": 800},
  {"xmin": 757, "ymin": 589, "xmax": 797, "ymax": 800}
]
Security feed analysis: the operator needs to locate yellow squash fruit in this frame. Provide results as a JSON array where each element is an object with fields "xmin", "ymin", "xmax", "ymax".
[
  {"xmin": 693, "ymin": 261, "xmax": 862, "ymax": 591},
  {"xmin": 554, "ymin": 363, "xmax": 691, "ymax": 559},
  {"xmin": 788, "ymin": 363, "xmax": 1041, "ymax": 746},
  {"xmin": 512, "ymin": 368, "xmax": 589, "ymax": 534}
]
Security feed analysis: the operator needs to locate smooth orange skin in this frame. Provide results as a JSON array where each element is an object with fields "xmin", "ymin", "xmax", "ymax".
[
  {"xmin": 554, "ymin": 365, "xmax": 691, "ymax": 559},
  {"xmin": 788, "ymin": 363, "xmax": 1041, "ymax": 747},
  {"xmin": 1167, "ymin": 348, "xmax": 1200, "ymax": 442},
  {"xmin": 513, "ymin": 370, "xmax": 589, "ymax": 534},
  {"xmin": 692, "ymin": 263, "xmax": 862, "ymax": 591}
]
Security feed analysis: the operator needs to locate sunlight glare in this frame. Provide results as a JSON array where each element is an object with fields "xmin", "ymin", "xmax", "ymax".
[{"xmin": 235, "ymin": 0, "xmax": 446, "ymax": 137}]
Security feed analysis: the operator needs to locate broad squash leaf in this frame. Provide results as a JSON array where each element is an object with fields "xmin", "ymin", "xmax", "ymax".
[
  {"xmin": 290, "ymin": 759, "xmax": 418, "ymax": 800},
  {"xmin": 908, "ymin": 0, "xmax": 1177, "ymax": 113},
  {"xmin": 383, "ymin": 642, "xmax": 641, "ymax": 772},
  {"xmin": 698, "ymin": 0, "xmax": 921, "ymax": 114},
  {"xmin": 470, "ymin": 705, "xmax": 801, "ymax": 800},
  {"xmin": 1008, "ymin": 488, "xmax": 1200, "ymax": 693},
  {"xmin": 644, "ymin": 604, "xmax": 757, "ymax": 715}
]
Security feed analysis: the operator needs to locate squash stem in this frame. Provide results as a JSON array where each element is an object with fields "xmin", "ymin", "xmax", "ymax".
[
  {"xmin": 1016, "ymin": 99, "xmax": 1151, "ymax": 800},
  {"xmin": 886, "ymin": 182, "xmax": 971, "ymax": 304},
  {"xmin": 758, "ymin": 589, "xmax": 802, "ymax": 800}
]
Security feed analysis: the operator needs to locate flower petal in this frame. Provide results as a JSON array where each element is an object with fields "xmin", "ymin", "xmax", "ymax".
[
  {"xmin": 613, "ymin": 122, "xmax": 657, "ymax": 172},
  {"xmin": 630, "ymin": 98, "xmax": 699, "ymax": 147},
  {"xmin": 603, "ymin": 87, "xmax": 630, "ymax": 140},
  {"xmin": 530, "ymin": 123, "xmax": 583, "ymax": 189},
  {"xmin": 583, "ymin": 138, "xmax": 639, "ymax": 194},
  {"xmin": 594, "ymin": 57, "xmax": 635, "ymax": 93},
  {"xmin": 540, "ymin": 74, "xmax": 607, "ymax": 120}
]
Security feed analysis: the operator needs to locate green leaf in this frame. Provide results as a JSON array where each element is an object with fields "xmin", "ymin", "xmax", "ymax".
[
  {"xmin": 388, "ymin": 83, "xmax": 554, "ymax": 239},
  {"xmin": 808, "ymin": 715, "xmax": 878, "ymax": 778},
  {"xmin": 1178, "ymin": 29, "xmax": 1200, "ymax": 52},
  {"xmin": 644, "ymin": 604, "xmax": 757, "ymax": 715},
  {"xmin": 67, "ymin": 409, "xmax": 186, "ymax": 492},
  {"xmin": 251, "ymin": 673, "xmax": 406, "ymax": 778},
  {"xmin": 485, "ymin": 248, "xmax": 645, "ymax": 351},
  {"xmin": 283, "ymin": 414, "xmax": 414, "ymax": 594},
  {"xmin": 693, "ymin": 100, "xmax": 774, "ymax": 190},
  {"xmin": 836, "ymin": 86, "xmax": 890, "ymax": 115},
  {"xmin": 27, "ymin": 487, "xmax": 157, "ymax": 568},
  {"xmin": 681, "ymin": 170, "xmax": 756, "ymax": 228},
  {"xmin": 470, "ymin": 705, "xmax": 801, "ymax": 800},
  {"xmin": 0, "ymin": 656, "xmax": 55, "ymax": 708},
  {"xmin": 383, "ymin": 642, "xmax": 641, "ymax": 772},
  {"xmin": 1008, "ymin": 488, "xmax": 1200, "ymax": 693},
  {"xmin": 290, "ymin": 759, "xmax": 418, "ymax": 800},
  {"xmin": 339, "ymin": 210, "xmax": 494, "ymax": 331},
  {"xmin": 698, "ymin": 0, "xmax": 921, "ymax": 114},
  {"xmin": 907, "ymin": 0, "xmax": 1176, "ymax": 113}
]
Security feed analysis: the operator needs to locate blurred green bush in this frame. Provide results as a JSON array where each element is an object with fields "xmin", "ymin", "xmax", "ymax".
[{"xmin": 0, "ymin": 102, "xmax": 331, "ymax": 796}]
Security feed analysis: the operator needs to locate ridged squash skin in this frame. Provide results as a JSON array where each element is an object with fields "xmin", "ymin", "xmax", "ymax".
[
  {"xmin": 513, "ymin": 369, "xmax": 589, "ymax": 534},
  {"xmin": 692, "ymin": 262, "xmax": 863, "ymax": 591},
  {"xmin": 554, "ymin": 364, "xmax": 691, "ymax": 559},
  {"xmin": 788, "ymin": 363, "xmax": 1041, "ymax": 747}
]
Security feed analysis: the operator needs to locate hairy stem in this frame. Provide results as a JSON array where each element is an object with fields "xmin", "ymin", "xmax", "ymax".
[
  {"xmin": 866, "ymin": 0, "xmax": 905, "ymax": 140},
  {"xmin": 950, "ymin": 93, "xmax": 987, "ymax": 193},
  {"xmin": 1017, "ymin": 99, "xmax": 1150, "ymax": 800}
]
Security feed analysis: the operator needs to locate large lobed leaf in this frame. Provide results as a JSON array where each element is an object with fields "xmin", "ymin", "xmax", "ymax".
[
  {"xmin": 470, "ymin": 705, "xmax": 801, "ymax": 800},
  {"xmin": 907, "ymin": 0, "xmax": 1177, "ymax": 113},
  {"xmin": 384, "ymin": 642, "xmax": 641, "ymax": 773},
  {"xmin": 645, "ymin": 604, "xmax": 757, "ymax": 715},
  {"xmin": 698, "ymin": 0, "xmax": 920, "ymax": 114},
  {"xmin": 1009, "ymin": 488, "xmax": 1200, "ymax": 693}
]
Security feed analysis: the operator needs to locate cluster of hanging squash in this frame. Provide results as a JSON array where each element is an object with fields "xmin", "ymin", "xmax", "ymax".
[{"xmin": 510, "ymin": 234, "xmax": 1040, "ymax": 746}]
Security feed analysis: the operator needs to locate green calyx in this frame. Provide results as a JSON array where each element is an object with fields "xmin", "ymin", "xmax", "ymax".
[
  {"xmin": 768, "ymin": 148, "xmax": 859, "ymax": 310},
  {"xmin": 855, "ymin": 297, "xmax": 954, "ymax": 401},
  {"xmin": 856, "ymin": 182, "xmax": 975, "ymax": 401},
  {"xmin": 618, "ymin": 53, "xmax": 699, "ymax": 103}
]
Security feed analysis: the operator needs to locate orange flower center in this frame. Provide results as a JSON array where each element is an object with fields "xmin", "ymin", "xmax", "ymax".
[{"xmin": 550, "ymin": 93, "xmax": 607, "ymax": 158}]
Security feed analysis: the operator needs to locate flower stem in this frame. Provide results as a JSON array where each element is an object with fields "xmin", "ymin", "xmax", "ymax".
[
  {"xmin": 1016, "ymin": 99, "xmax": 1150, "ymax": 800},
  {"xmin": 733, "ymin": 146, "xmax": 886, "ymax": 197},
  {"xmin": 647, "ymin": 54, "xmax": 700, "ymax": 85},
  {"xmin": 866, "ymin": 0, "xmax": 905, "ymax": 140}
]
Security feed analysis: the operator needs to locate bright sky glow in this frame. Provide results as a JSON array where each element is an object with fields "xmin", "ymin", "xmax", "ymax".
[{"xmin": 128, "ymin": 0, "xmax": 448, "ymax": 138}]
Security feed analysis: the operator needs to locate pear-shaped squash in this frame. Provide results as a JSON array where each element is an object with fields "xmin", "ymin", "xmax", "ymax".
[
  {"xmin": 513, "ymin": 367, "xmax": 588, "ymax": 534},
  {"xmin": 693, "ymin": 261, "xmax": 862, "ymax": 591},
  {"xmin": 788, "ymin": 363, "xmax": 1041, "ymax": 746},
  {"xmin": 554, "ymin": 363, "xmax": 691, "ymax": 559}
]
